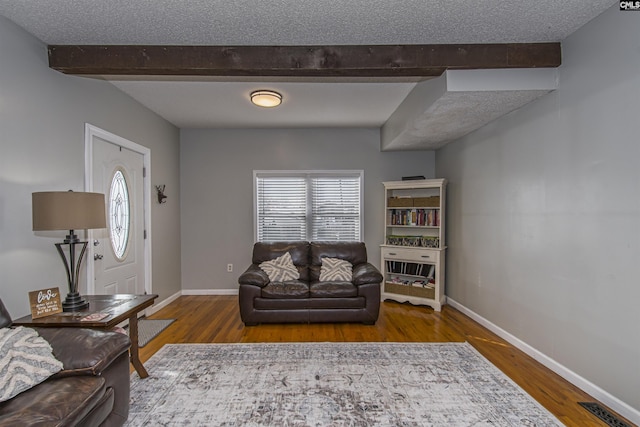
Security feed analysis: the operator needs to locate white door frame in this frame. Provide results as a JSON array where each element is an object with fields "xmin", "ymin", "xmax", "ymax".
[{"xmin": 84, "ymin": 123, "xmax": 152, "ymax": 295}]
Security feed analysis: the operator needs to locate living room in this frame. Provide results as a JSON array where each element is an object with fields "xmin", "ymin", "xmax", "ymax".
[{"xmin": 1, "ymin": 1, "xmax": 638, "ymax": 425}]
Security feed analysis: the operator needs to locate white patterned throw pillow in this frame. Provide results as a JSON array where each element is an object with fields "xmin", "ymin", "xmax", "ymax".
[
  {"xmin": 259, "ymin": 252, "xmax": 300, "ymax": 282},
  {"xmin": 0, "ymin": 326, "xmax": 64, "ymax": 402},
  {"xmin": 319, "ymin": 257, "xmax": 353, "ymax": 282}
]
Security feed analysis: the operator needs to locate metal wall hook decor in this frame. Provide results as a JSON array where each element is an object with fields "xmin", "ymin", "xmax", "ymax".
[{"xmin": 155, "ymin": 185, "xmax": 167, "ymax": 204}]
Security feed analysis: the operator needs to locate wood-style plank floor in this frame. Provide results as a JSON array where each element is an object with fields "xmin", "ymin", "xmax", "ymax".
[{"xmin": 137, "ymin": 295, "xmax": 632, "ymax": 426}]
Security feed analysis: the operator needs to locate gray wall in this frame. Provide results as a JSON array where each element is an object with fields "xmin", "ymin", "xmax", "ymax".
[
  {"xmin": 436, "ymin": 5, "xmax": 639, "ymax": 414},
  {"xmin": 180, "ymin": 128, "xmax": 435, "ymax": 290},
  {"xmin": 0, "ymin": 16, "xmax": 182, "ymax": 317}
]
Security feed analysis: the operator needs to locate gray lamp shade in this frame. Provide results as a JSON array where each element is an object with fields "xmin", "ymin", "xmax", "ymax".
[{"xmin": 32, "ymin": 191, "xmax": 107, "ymax": 231}]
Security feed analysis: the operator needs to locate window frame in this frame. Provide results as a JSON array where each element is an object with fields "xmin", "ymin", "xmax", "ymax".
[
  {"xmin": 108, "ymin": 166, "xmax": 132, "ymax": 261},
  {"xmin": 253, "ymin": 170, "xmax": 364, "ymax": 242}
]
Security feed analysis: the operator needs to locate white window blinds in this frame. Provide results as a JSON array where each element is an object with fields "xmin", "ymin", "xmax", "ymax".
[
  {"xmin": 311, "ymin": 176, "xmax": 361, "ymax": 241},
  {"xmin": 256, "ymin": 176, "xmax": 307, "ymax": 241},
  {"xmin": 255, "ymin": 171, "xmax": 362, "ymax": 242}
]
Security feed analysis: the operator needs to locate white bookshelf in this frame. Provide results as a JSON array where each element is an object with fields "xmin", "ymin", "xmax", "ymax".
[{"xmin": 381, "ymin": 179, "xmax": 447, "ymax": 311}]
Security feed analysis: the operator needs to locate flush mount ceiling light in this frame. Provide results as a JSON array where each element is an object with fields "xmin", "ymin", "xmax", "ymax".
[{"xmin": 250, "ymin": 90, "xmax": 282, "ymax": 108}]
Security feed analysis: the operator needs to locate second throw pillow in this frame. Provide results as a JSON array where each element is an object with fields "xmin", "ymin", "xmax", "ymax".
[{"xmin": 319, "ymin": 257, "xmax": 353, "ymax": 282}]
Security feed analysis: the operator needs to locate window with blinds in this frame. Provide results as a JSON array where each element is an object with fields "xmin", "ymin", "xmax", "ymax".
[{"xmin": 255, "ymin": 171, "xmax": 363, "ymax": 242}]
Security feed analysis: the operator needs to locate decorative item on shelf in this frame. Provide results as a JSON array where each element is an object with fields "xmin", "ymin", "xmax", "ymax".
[
  {"xmin": 386, "ymin": 235, "xmax": 439, "ymax": 248},
  {"xmin": 420, "ymin": 236, "xmax": 440, "ymax": 248},
  {"xmin": 32, "ymin": 191, "xmax": 106, "ymax": 312},
  {"xmin": 386, "ymin": 235, "xmax": 403, "ymax": 246},
  {"xmin": 402, "ymin": 175, "xmax": 426, "ymax": 181},
  {"xmin": 155, "ymin": 185, "xmax": 167, "ymax": 204},
  {"xmin": 387, "ymin": 197, "xmax": 413, "ymax": 207},
  {"xmin": 403, "ymin": 236, "xmax": 421, "ymax": 247},
  {"xmin": 413, "ymin": 196, "xmax": 440, "ymax": 207}
]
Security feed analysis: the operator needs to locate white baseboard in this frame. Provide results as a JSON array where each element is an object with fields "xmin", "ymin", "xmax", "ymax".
[
  {"xmin": 181, "ymin": 289, "xmax": 239, "ymax": 296},
  {"xmin": 447, "ymin": 298, "xmax": 640, "ymax": 425},
  {"xmin": 145, "ymin": 291, "xmax": 182, "ymax": 316}
]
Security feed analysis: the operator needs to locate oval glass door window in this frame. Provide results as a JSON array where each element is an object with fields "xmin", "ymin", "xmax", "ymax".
[{"xmin": 109, "ymin": 169, "xmax": 130, "ymax": 260}]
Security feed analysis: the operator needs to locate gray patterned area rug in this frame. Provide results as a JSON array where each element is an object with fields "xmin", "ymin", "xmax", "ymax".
[{"xmin": 126, "ymin": 342, "xmax": 561, "ymax": 426}]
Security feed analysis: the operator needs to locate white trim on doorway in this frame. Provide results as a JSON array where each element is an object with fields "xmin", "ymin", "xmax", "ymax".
[{"xmin": 84, "ymin": 123, "xmax": 152, "ymax": 296}]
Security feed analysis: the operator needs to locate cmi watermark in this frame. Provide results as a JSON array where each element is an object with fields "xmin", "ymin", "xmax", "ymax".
[{"xmin": 620, "ymin": 1, "xmax": 640, "ymax": 10}]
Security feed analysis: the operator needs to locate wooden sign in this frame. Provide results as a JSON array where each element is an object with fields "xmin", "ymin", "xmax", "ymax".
[{"xmin": 29, "ymin": 287, "xmax": 63, "ymax": 318}]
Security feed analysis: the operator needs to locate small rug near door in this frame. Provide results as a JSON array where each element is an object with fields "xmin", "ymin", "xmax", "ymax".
[
  {"xmin": 126, "ymin": 342, "xmax": 561, "ymax": 426},
  {"xmin": 135, "ymin": 319, "xmax": 175, "ymax": 347}
]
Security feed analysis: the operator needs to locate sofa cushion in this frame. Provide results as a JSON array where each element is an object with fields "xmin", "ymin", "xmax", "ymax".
[
  {"xmin": 310, "ymin": 242, "xmax": 367, "ymax": 281},
  {"xmin": 0, "ymin": 327, "xmax": 63, "ymax": 402},
  {"xmin": 254, "ymin": 296, "xmax": 366, "ymax": 310},
  {"xmin": 352, "ymin": 263, "xmax": 384, "ymax": 286},
  {"xmin": 252, "ymin": 241, "xmax": 309, "ymax": 265},
  {"xmin": 310, "ymin": 241, "xmax": 368, "ymax": 266},
  {"xmin": 259, "ymin": 252, "xmax": 300, "ymax": 282},
  {"xmin": 253, "ymin": 241, "xmax": 310, "ymax": 282},
  {"xmin": 307, "ymin": 297, "xmax": 365, "ymax": 309},
  {"xmin": 254, "ymin": 298, "xmax": 310, "ymax": 310},
  {"xmin": 0, "ymin": 375, "xmax": 108, "ymax": 426},
  {"xmin": 35, "ymin": 328, "xmax": 131, "ymax": 377},
  {"xmin": 310, "ymin": 282, "xmax": 358, "ymax": 298},
  {"xmin": 262, "ymin": 281, "xmax": 310, "ymax": 299},
  {"xmin": 238, "ymin": 264, "xmax": 271, "ymax": 287},
  {"xmin": 319, "ymin": 257, "xmax": 353, "ymax": 282}
]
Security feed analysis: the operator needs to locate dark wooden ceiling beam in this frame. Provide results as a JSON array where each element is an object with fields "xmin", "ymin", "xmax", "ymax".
[{"xmin": 48, "ymin": 43, "xmax": 561, "ymax": 77}]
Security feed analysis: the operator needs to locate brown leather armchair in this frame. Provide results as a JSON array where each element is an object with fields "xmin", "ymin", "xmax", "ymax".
[
  {"xmin": 0, "ymin": 298, "xmax": 131, "ymax": 427},
  {"xmin": 238, "ymin": 241, "xmax": 383, "ymax": 325}
]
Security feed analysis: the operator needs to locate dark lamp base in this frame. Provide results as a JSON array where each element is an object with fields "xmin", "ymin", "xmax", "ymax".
[{"xmin": 62, "ymin": 293, "xmax": 90, "ymax": 312}]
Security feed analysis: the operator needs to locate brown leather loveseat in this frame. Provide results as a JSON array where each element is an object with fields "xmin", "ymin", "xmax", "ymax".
[
  {"xmin": 238, "ymin": 241, "xmax": 383, "ymax": 325},
  {"xmin": 0, "ymin": 298, "xmax": 131, "ymax": 427}
]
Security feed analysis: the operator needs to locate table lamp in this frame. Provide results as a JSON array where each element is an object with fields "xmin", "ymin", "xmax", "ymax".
[{"xmin": 32, "ymin": 191, "xmax": 106, "ymax": 311}]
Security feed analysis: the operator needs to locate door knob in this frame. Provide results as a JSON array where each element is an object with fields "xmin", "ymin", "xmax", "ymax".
[
  {"xmin": 94, "ymin": 254, "xmax": 104, "ymax": 260},
  {"xmin": 93, "ymin": 240, "xmax": 100, "ymax": 246}
]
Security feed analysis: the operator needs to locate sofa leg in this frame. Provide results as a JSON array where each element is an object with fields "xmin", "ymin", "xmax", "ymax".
[
  {"xmin": 244, "ymin": 322, "xmax": 258, "ymax": 327},
  {"xmin": 363, "ymin": 320, "xmax": 376, "ymax": 325}
]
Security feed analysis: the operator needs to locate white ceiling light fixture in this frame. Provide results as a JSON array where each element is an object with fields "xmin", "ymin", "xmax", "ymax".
[{"xmin": 250, "ymin": 90, "xmax": 282, "ymax": 108}]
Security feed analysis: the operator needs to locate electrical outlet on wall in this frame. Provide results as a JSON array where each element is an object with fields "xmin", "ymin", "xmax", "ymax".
[{"xmin": 227, "ymin": 263, "xmax": 233, "ymax": 272}]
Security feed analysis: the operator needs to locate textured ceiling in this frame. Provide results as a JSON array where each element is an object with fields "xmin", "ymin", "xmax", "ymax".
[
  {"xmin": 381, "ymin": 69, "xmax": 559, "ymax": 150},
  {"xmin": 0, "ymin": 1, "xmax": 616, "ymax": 149},
  {"xmin": 109, "ymin": 80, "xmax": 418, "ymax": 128},
  {"xmin": 0, "ymin": 0, "xmax": 615, "ymax": 45}
]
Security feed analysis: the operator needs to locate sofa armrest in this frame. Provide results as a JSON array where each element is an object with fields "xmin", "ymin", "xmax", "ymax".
[
  {"xmin": 352, "ymin": 263, "xmax": 383, "ymax": 286},
  {"xmin": 238, "ymin": 264, "xmax": 270, "ymax": 288},
  {"xmin": 34, "ymin": 327, "xmax": 131, "ymax": 377}
]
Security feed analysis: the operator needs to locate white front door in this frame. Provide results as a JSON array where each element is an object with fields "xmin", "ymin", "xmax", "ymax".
[{"xmin": 86, "ymin": 126, "xmax": 149, "ymax": 295}]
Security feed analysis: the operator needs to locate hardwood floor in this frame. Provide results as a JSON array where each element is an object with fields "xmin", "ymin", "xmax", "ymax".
[{"xmin": 137, "ymin": 295, "xmax": 632, "ymax": 426}]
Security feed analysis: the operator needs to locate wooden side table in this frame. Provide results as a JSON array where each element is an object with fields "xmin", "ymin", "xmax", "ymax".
[{"xmin": 13, "ymin": 294, "xmax": 158, "ymax": 378}]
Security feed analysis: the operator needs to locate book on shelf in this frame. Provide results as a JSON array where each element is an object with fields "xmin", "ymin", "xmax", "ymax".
[
  {"xmin": 388, "ymin": 208, "xmax": 440, "ymax": 227},
  {"xmin": 385, "ymin": 260, "xmax": 437, "ymax": 282},
  {"xmin": 411, "ymin": 280, "xmax": 435, "ymax": 288},
  {"xmin": 426, "ymin": 264, "xmax": 435, "ymax": 280}
]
